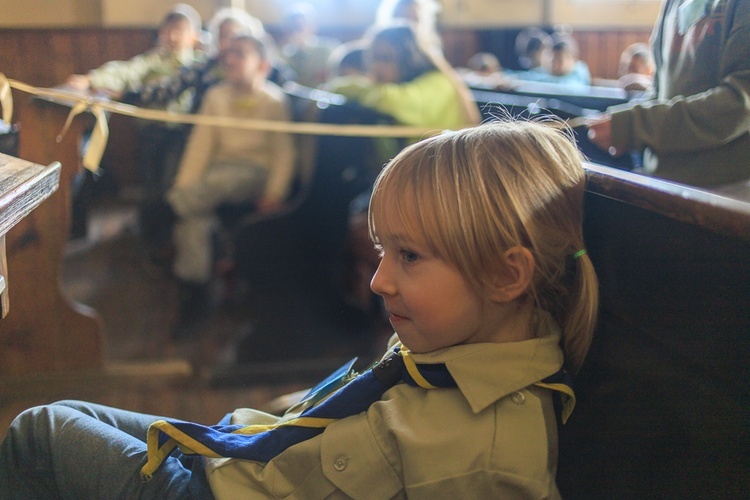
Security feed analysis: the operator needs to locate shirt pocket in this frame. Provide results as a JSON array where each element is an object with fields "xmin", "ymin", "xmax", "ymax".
[
  {"xmin": 678, "ymin": 0, "xmax": 707, "ymax": 35},
  {"xmin": 320, "ymin": 412, "xmax": 403, "ymax": 499}
]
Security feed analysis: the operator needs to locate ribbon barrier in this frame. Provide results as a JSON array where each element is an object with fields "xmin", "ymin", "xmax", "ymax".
[
  {"xmin": 0, "ymin": 75, "xmax": 447, "ymax": 172},
  {"xmin": 0, "ymin": 74, "xmax": 13, "ymax": 125},
  {"xmin": 0, "ymin": 75, "xmax": 587, "ymax": 172}
]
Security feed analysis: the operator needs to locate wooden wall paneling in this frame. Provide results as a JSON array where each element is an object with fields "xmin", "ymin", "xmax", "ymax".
[
  {"xmin": 19, "ymin": 31, "xmax": 55, "ymax": 87},
  {"xmin": 111, "ymin": 29, "xmax": 153, "ymax": 63},
  {"xmin": 574, "ymin": 32, "xmax": 597, "ymax": 77},
  {"xmin": 102, "ymin": 30, "xmax": 130, "ymax": 62},
  {"xmin": 75, "ymin": 29, "xmax": 109, "ymax": 73},
  {"xmin": 100, "ymin": 30, "xmax": 126, "ymax": 61},
  {"xmin": 601, "ymin": 31, "xmax": 621, "ymax": 78},
  {"xmin": 0, "ymin": 31, "xmax": 22, "ymax": 81},
  {"xmin": 49, "ymin": 31, "xmax": 76, "ymax": 88}
]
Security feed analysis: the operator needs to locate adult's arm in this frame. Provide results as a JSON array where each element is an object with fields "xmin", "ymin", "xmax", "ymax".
[{"xmin": 610, "ymin": 0, "xmax": 750, "ymax": 154}]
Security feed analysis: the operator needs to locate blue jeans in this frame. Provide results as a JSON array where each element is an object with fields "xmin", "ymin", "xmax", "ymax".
[{"xmin": 0, "ymin": 400, "xmax": 214, "ymax": 499}]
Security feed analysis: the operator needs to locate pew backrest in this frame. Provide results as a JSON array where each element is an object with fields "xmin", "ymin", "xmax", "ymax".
[{"xmin": 558, "ymin": 164, "xmax": 750, "ymax": 497}]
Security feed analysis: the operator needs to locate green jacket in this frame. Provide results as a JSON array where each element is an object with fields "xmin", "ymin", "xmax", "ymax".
[
  {"xmin": 87, "ymin": 47, "xmax": 200, "ymax": 112},
  {"xmin": 610, "ymin": 0, "xmax": 750, "ymax": 186}
]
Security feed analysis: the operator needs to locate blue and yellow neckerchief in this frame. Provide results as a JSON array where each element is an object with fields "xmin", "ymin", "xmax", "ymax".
[{"xmin": 140, "ymin": 347, "xmax": 574, "ymax": 481}]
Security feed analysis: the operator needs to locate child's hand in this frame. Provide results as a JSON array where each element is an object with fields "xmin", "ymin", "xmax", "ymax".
[{"xmin": 65, "ymin": 74, "xmax": 91, "ymax": 91}]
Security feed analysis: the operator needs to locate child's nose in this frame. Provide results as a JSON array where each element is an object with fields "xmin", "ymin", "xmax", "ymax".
[{"xmin": 370, "ymin": 259, "xmax": 395, "ymax": 297}]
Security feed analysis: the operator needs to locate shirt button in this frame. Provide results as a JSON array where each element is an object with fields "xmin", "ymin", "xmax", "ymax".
[
  {"xmin": 333, "ymin": 456, "xmax": 349, "ymax": 471},
  {"xmin": 511, "ymin": 391, "xmax": 526, "ymax": 405}
]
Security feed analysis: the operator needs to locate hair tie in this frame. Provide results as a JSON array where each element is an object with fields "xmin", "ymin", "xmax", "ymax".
[{"xmin": 572, "ymin": 249, "xmax": 587, "ymax": 260}]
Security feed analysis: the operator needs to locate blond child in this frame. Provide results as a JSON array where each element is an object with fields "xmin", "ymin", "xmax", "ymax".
[{"xmin": 0, "ymin": 120, "xmax": 597, "ymax": 498}]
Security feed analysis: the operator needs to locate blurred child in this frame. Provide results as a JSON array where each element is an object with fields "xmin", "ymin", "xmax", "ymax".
[
  {"xmin": 617, "ymin": 42, "xmax": 655, "ymax": 92},
  {"xmin": 514, "ymin": 26, "xmax": 552, "ymax": 71},
  {"xmin": 65, "ymin": 4, "xmax": 202, "ymax": 98},
  {"xmin": 375, "ymin": 0, "xmax": 443, "ymax": 55},
  {"xmin": 0, "ymin": 120, "xmax": 598, "ymax": 497},
  {"xmin": 550, "ymin": 35, "xmax": 592, "ymax": 86},
  {"xmin": 279, "ymin": 2, "xmax": 340, "ymax": 87},
  {"xmin": 138, "ymin": 7, "xmax": 267, "ymax": 114},
  {"xmin": 465, "ymin": 52, "xmax": 501, "ymax": 76},
  {"xmin": 327, "ymin": 40, "xmax": 368, "ymax": 79},
  {"xmin": 459, "ymin": 51, "xmax": 510, "ymax": 89},
  {"xmin": 514, "ymin": 32, "xmax": 591, "ymax": 88},
  {"xmin": 329, "ymin": 23, "xmax": 479, "ymax": 133},
  {"xmin": 166, "ymin": 34, "xmax": 295, "ymax": 326},
  {"xmin": 64, "ymin": 4, "xmax": 204, "ymax": 255}
]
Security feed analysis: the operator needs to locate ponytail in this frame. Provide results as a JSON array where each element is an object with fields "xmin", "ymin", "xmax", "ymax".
[{"xmin": 561, "ymin": 252, "xmax": 599, "ymax": 373}]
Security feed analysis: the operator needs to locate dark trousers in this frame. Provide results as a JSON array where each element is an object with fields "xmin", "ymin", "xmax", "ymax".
[{"xmin": 137, "ymin": 123, "xmax": 188, "ymax": 245}]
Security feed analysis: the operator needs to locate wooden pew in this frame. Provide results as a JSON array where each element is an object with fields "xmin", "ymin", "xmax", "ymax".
[
  {"xmin": 0, "ymin": 154, "xmax": 61, "ymax": 318},
  {"xmin": 472, "ymin": 87, "xmax": 636, "ymax": 170},
  {"xmin": 0, "ymin": 95, "xmax": 104, "ymax": 375},
  {"xmin": 558, "ymin": 165, "xmax": 750, "ymax": 497},
  {"xmin": 499, "ymin": 80, "xmax": 632, "ymax": 111}
]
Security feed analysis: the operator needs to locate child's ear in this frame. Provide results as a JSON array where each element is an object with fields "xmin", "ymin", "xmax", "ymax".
[{"xmin": 489, "ymin": 246, "xmax": 535, "ymax": 303}]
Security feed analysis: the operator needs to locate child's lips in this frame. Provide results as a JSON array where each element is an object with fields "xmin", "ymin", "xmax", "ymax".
[{"xmin": 388, "ymin": 311, "xmax": 409, "ymax": 322}]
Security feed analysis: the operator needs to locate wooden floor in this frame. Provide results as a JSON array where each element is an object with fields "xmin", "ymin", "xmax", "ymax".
[{"xmin": 0, "ymin": 192, "xmax": 390, "ymax": 434}]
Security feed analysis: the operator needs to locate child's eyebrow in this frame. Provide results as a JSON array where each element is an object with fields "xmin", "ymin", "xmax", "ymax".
[
  {"xmin": 379, "ymin": 232, "xmax": 411, "ymax": 244},
  {"xmin": 381, "ymin": 232, "xmax": 428, "ymax": 250}
]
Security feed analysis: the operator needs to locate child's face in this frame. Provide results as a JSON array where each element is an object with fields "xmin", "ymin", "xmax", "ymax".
[
  {"xmin": 159, "ymin": 18, "xmax": 196, "ymax": 54},
  {"xmin": 217, "ymin": 20, "xmax": 243, "ymax": 57},
  {"xmin": 551, "ymin": 50, "xmax": 576, "ymax": 76},
  {"xmin": 370, "ymin": 203, "xmax": 496, "ymax": 354},
  {"xmin": 223, "ymin": 39, "xmax": 268, "ymax": 88},
  {"xmin": 369, "ymin": 40, "xmax": 400, "ymax": 83},
  {"xmin": 628, "ymin": 55, "xmax": 654, "ymax": 76}
]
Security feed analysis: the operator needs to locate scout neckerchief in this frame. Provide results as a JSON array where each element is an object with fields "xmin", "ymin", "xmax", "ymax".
[{"xmin": 141, "ymin": 346, "xmax": 574, "ymax": 481}]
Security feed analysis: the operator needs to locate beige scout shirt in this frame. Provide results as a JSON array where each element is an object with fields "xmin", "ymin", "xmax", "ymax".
[
  {"xmin": 172, "ymin": 81, "xmax": 296, "ymax": 204},
  {"xmin": 206, "ymin": 314, "xmax": 566, "ymax": 499}
]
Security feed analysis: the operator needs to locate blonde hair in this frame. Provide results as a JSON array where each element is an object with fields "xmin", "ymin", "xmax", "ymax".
[{"xmin": 368, "ymin": 120, "xmax": 598, "ymax": 372}]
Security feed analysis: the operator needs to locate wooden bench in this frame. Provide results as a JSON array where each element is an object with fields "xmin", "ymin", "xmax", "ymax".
[
  {"xmin": 0, "ymin": 152, "xmax": 68, "ymax": 368},
  {"xmin": 0, "ymin": 97, "xmax": 104, "ymax": 375},
  {"xmin": 471, "ymin": 86, "xmax": 636, "ymax": 171},
  {"xmin": 558, "ymin": 165, "xmax": 750, "ymax": 497}
]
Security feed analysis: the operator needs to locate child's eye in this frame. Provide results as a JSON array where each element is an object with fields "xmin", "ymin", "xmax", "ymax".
[{"xmin": 400, "ymin": 249, "xmax": 419, "ymax": 263}]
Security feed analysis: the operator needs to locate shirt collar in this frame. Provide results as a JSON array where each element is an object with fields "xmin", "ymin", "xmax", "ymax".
[{"xmin": 405, "ymin": 311, "xmax": 565, "ymax": 413}]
